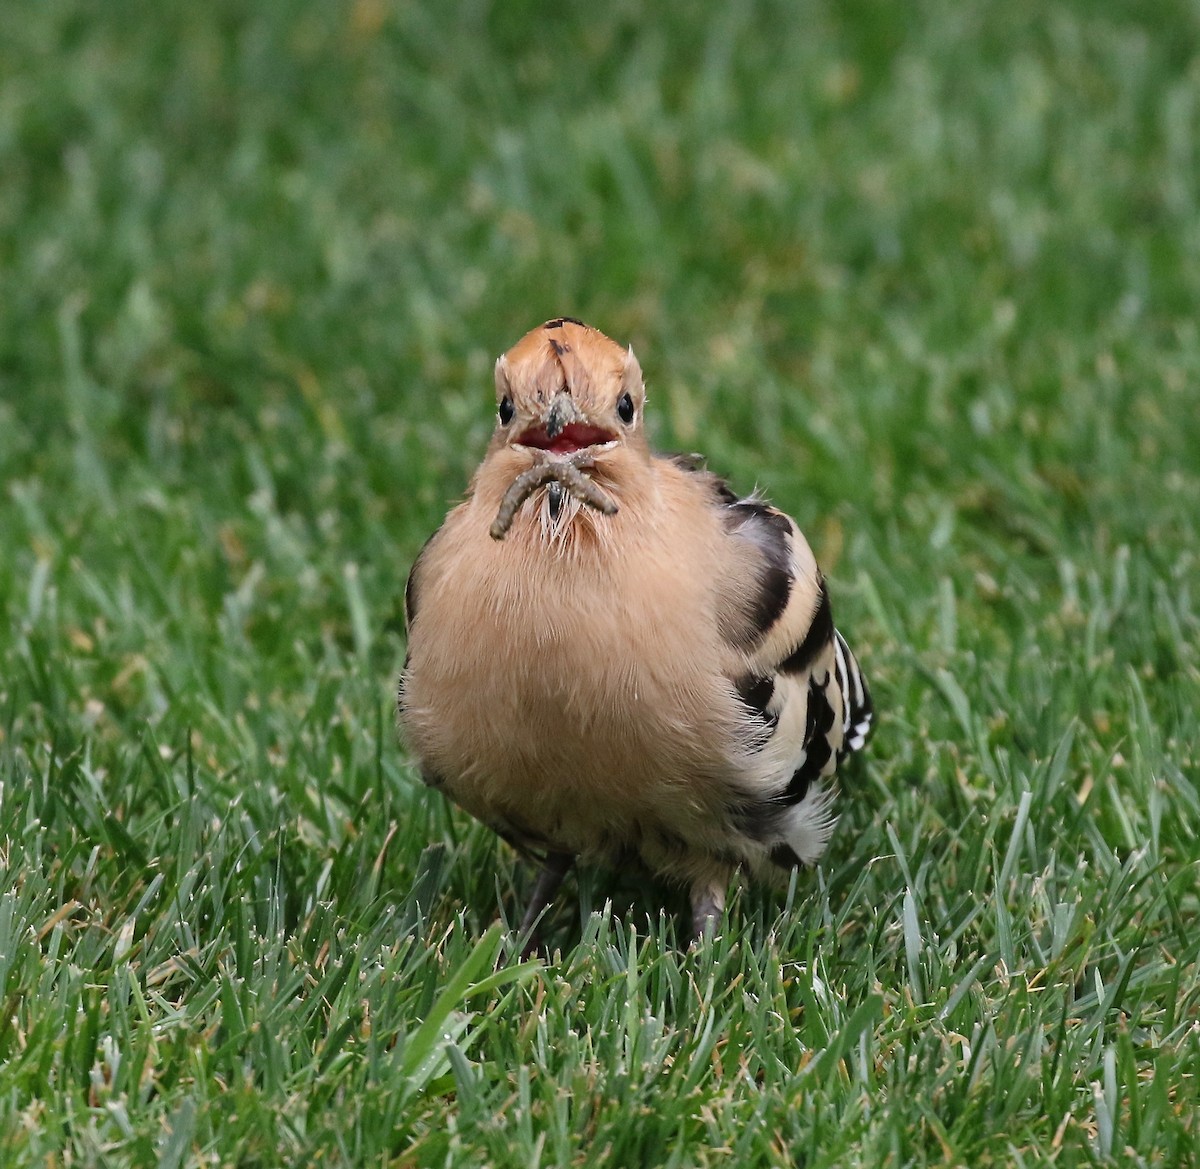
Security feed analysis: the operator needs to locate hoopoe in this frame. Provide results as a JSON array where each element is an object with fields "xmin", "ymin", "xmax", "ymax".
[{"xmin": 398, "ymin": 318, "xmax": 872, "ymax": 942}]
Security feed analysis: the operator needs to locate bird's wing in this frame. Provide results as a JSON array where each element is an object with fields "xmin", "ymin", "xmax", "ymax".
[
  {"xmin": 402, "ymin": 526, "xmax": 441, "ymax": 642},
  {"xmin": 672, "ymin": 455, "xmax": 873, "ymax": 865},
  {"xmin": 398, "ymin": 531, "xmax": 446, "ymax": 793}
]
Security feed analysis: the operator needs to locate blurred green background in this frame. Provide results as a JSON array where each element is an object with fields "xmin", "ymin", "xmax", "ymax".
[{"xmin": 2, "ymin": 1, "xmax": 1198, "ymax": 1164}]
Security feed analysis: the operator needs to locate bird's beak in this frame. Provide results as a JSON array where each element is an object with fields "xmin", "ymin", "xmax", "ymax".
[
  {"xmin": 544, "ymin": 390, "xmax": 581, "ymax": 440},
  {"xmin": 514, "ymin": 389, "xmax": 616, "ymax": 455}
]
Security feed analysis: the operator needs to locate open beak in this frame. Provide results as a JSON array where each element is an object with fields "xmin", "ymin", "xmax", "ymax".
[{"xmin": 515, "ymin": 390, "xmax": 616, "ymax": 455}]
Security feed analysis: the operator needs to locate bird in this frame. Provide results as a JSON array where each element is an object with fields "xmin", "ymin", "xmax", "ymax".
[{"xmin": 398, "ymin": 317, "xmax": 872, "ymax": 944}]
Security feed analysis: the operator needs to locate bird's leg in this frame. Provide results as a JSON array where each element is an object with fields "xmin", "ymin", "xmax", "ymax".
[
  {"xmin": 490, "ymin": 452, "xmax": 618, "ymax": 540},
  {"xmin": 689, "ymin": 878, "xmax": 727, "ymax": 942},
  {"xmin": 517, "ymin": 852, "xmax": 574, "ymax": 956}
]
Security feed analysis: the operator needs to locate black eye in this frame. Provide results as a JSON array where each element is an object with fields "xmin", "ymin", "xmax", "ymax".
[
  {"xmin": 498, "ymin": 395, "xmax": 515, "ymax": 425},
  {"xmin": 617, "ymin": 392, "xmax": 635, "ymax": 424}
]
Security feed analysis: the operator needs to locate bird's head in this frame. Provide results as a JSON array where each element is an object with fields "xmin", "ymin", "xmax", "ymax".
[{"xmin": 490, "ymin": 318, "xmax": 647, "ymax": 460}]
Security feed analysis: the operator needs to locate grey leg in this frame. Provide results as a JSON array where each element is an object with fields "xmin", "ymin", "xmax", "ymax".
[
  {"xmin": 689, "ymin": 878, "xmax": 728, "ymax": 941},
  {"xmin": 518, "ymin": 852, "xmax": 574, "ymax": 954}
]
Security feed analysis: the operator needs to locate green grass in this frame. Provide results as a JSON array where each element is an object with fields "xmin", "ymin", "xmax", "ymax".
[{"xmin": 2, "ymin": 0, "xmax": 1199, "ymax": 1164}]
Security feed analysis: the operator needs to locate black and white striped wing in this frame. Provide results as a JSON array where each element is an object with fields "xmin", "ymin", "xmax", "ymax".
[{"xmin": 679, "ymin": 457, "xmax": 872, "ymax": 867}]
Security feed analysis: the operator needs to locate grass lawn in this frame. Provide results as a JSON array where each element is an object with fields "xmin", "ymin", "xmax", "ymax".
[{"xmin": 2, "ymin": 0, "xmax": 1199, "ymax": 1164}]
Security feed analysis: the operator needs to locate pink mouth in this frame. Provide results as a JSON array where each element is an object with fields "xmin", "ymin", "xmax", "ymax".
[{"xmin": 516, "ymin": 422, "xmax": 616, "ymax": 455}]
